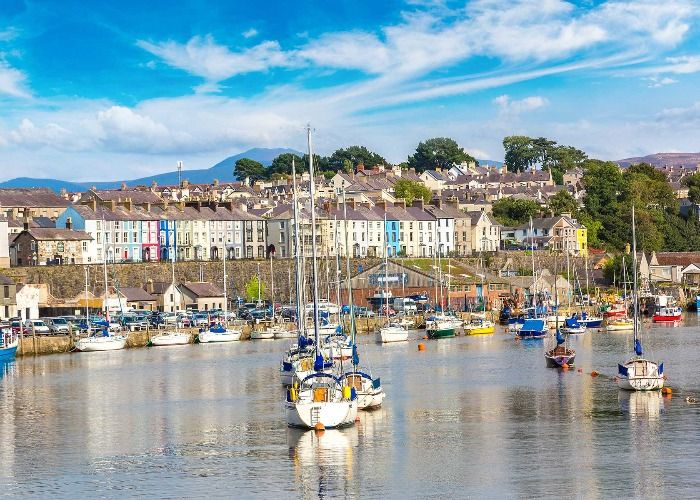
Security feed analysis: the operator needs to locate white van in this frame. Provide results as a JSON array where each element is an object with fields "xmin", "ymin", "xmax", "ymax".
[{"xmin": 393, "ymin": 297, "xmax": 417, "ymax": 313}]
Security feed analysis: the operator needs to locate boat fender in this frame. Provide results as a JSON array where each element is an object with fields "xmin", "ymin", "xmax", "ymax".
[
  {"xmin": 661, "ymin": 387, "xmax": 672, "ymax": 396},
  {"xmin": 590, "ymin": 370, "xmax": 599, "ymax": 377},
  {"xmin": 342, "ymin": 386, "xmax": 351, "ymax": 400},
  {"xmin": 350, "ymin": 387, "xmax": 357, "ymax": 401},
  {"xmin": 314, "ymin": 423, "xmax": 325, "ymax": 433},
  {"xmin": 418, "ymin": 343, "xmax": 425, "ymax": 351}
]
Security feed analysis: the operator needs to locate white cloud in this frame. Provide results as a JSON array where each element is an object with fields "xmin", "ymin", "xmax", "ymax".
[
  {"xmin": 0, "ymin": 61, "xmax": 30, "ymax": 98},
  {"xmin": 493, "ymin": 94, "xmax": 549, "ymax": 114},
  {"xmin": 136, "ymin": 35, "xmax": 292, "ymax": 82},
  {"xmin": 644, "ymin": 76, "xmax": 678, "ymax": 88},
  {"xmin": 0, "ymin": 28, "xmax": 19, "ymax": 42},
  {"xmin": 242, "ymin": 28, "xmax": 258, "ymax": 39},
  {"xmin": 656, "ymin": 101, "xmax": 700, "ymax": 128}
]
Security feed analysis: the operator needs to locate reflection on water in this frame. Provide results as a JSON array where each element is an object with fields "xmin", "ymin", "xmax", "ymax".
[{"xmin": 0, "ymin": 326, "xmax": 699, "ymax": 496}]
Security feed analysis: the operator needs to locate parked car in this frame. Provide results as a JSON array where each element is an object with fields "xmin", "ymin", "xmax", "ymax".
[
  {"xmin": 24, "ymin": 319, "xmax": 51, "ymax": 335},
  {"xmin": 42, "ymin": 317, "xmax": 71, "ymax": 334},
  {"xmin": 122, "ymin": 316, "xmax": 148, "ymax": 330},
  {"xmin": 354, "ymin": 306, "xmax": 375, "ymax": 317},
  {"xmin": 10, "ymin": 320, "xmax": 29, "ymax": 335}
]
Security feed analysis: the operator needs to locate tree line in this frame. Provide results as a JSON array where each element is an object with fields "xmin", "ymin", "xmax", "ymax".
[{"xmin": 233, "ymin": 138, "xmax": 478, "ymax": 181}]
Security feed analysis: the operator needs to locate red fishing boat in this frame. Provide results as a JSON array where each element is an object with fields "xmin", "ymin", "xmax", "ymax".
[{"xmin": 652, "ymin": 306, "xmax": 682, "ymax": 322}]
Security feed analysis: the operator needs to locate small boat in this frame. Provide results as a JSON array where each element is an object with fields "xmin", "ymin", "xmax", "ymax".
[
  {"xmin": 198, "ymin": 323, "xmax": 242, "ymax": 343},
  {"xmin": 250, "ymin": 329, "xmax": 275, "ymax": 340},
  {"xmin": 285, "ymin": 372, "xmax": 358, "ymax": 429},
  {"xmin": 463, "ymin": 319, "xmax": 495, "ymax": 335},
  {"xmin": 0, "ymin": 328, "xmax": 18, "ymax": 360},
  {"xmin": 560, "ymin": 316, "xmax": 586, "ymax": 335},
  {"xmin": 274, "ymin": 327, "xmax": 299, "ymax": 339},
  {"xmin": 577, "ymin": 312, "xmax": 603, "ymax": 328},
  {"xmin": 652, "ymin": 306, "xmax": 682, "ymax": 323},
  {"xmin": 546, "ymin": 314, "xmax": 568, "ymax": 329},
  {"xmin": 340, "ymin": 370, "xmax": 384, "ymax": 410},
  {"xmin": 149, "ymin": 331, "xmax": 190, "ymax": 346},
  {"xmin": 617, "ymin": 206, "xmax": 664, "ymax": 392},
  {"xmin": 696, "ymin": 295, "xmax": 700, "ymax": 313},
  {"xmin": 75, "ymin": 329, "xmax": 127, "ymax": 352},
  {"xmin": 603, "ymin": 305, "xmax": 627, "ymax": 318},
  {"xmin": 605, "ymin": 317, "xmax": 634, "ymax": 331},
  {"xmin": 376, "ymin": 321, "xmax": 409, "ymax": 343},
  {"xmin": 321, "ymin": 333, "xmax": 353, "ymax": 359},
  {"xmin": 517, "ymin": 318, "xmax": 548, "ymax": 339},
  {"xmin": 545, "ymin": 329, "xmax": 576, "ymax": 367},
  {"xmin": 426, "ymin": 317, "xmax": 456, "ymax": 339}
]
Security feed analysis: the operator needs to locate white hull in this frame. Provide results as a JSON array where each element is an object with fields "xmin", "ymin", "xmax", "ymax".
[
  {"xmin": 318, "ymin": 325, "xmax": 341, "ymax": 336},
  {"xmin": 546, "ymin": 316, "xmax": 568, "ymax": 328},
  {"xmin": 562, "ymin": 326, "xmax": 586, "ymax": 335},
  {"xmin": 376, "ymin": 326, "xmax": 408, "ymax": 343},
  {"xmin": 285, "ymin": 400, "xmax": 357, "ymax": 429},
  {"xmin": 618, "ymin": 358, "xmax": 664, "ymax": 391},
  {"xmin": 356, "ymin": 388, "xmax": 385, "ymax": 410},
  {"xmin": 606, "ymin": 323, "xmax": 634, "ymax": 331},
  {"xmin": 250, "ymin": 330, "xmax": 275, "ymax": 340},
  {"xmin": 274, "ymin": 329, "xmax": 298, "ymax": 339},
  {"xmin": 150, "ymin": 332, "xmax": 190, "ymax": 346},
  {"xmin": 198, "ymin": 329, "xmax": 241, "ymax": 343},
  {"xmin": 75, "ymin": 336, "xmax": 127, "ymax": 352}
]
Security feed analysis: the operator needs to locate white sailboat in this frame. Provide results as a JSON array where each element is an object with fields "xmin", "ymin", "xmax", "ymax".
[
  {"xmin": 617, "ymin": 206, "xmax": 664, "ymax": 391},
  {"xmin": 377, "ymin": 218, "xmax": 408, "ymax": 343},
  {"xmin": 198, "ymin": 250, "xmax": 242, "ymax": 343},
  {"xmin": 285, "ymin": 126, "xmax": 358, "ymax": 429},
  {"xmin": 150, "ymin": 249, "xmax": 190, "ymax": 346},
  {"xmin": 75, "ymin": 264, "xmax": 127, "ymax": 352}
]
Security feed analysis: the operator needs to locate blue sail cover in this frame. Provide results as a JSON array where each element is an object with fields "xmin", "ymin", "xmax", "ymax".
[
  {"xmin": 352, "ymin": 344, "xmax": 360, "ymax": 366},
  {"xmin": 101, "ymin": 328, "xmax": 109, "ymax": 337},
  {"xmin": 618, "ymin": 364, "xmax": 629, "ymax": 376},
  {"xmin": 519, "ymin": 319, "xmax": 547, "ymax": 337},
  {"xmin": 298, "ymin": 336, "xmax": 308, "ymax": 348},
  {"xmin": 556, "ymin": 329, "xmax": 565, "ymax": 345},
  {"xmin": 635, "ymin": 339, "xmax": 643, "ymax": 356},
  {"xmin": 209, "ymin": 324, "xmax": 226, "ymax": 333},
  {"xmin": 320, "ymin": 311, "xmax": 330, "ymax": 318},
  {"xmin": 565, "ymin": 317, "xmax": 580, "ymax": 328},
  {"xmin": 314, "ymin": 354, "xmax": 325, "ymax": 371},
  {"xmin": 659, "ymin": 362, "xmax": 664, "ymax": 374},
  {"xmin": 336, "ymin": 325, "xmax": 343, "ymax": 333}
]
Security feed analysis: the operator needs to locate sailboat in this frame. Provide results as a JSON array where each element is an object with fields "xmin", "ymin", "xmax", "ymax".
[
  {"xmin": 517, "ymin": 219, "xmax": 548, "ymax": 340},
  {"xmin": 150, "ymin": 248, "xmax": 191, "ymax": 346},
  {"xmin": 377, "ymin": 214, "xmax": 408, "ymax": 343},
  {"xmin": 426, "ymin": 251, "xmax": 458, "ymax": 339},
  {"xmin": 617, "ymin": 206, "xmax": 664, "ymax": 391},
  {"xmin": 339, "ymin": 188, "xmax": 385, "ymax": 409},
  {"xmin": 0, "ymin": 325, "xmax": 19, "ymax": 360},
  {"xmin": 280, "ymin": 157, "xmax": 317, "ymax": 386},
  {"xmin": 198, "ymin": 249, "xmax": 242, "ymax": 343},
  {"xmin": 605, "ymin": 256, "xmax": 634, "ymax": 332},
  {"xmin": 285, "ymin": 126, "xmax": 358, "ymax": 429},
  {"xmin": 544, "ymin": 257, "xmax": 575, "ymax": 367},
  {"xmin": 560, "ymin": 254, "xmax": 586, "ymax": 336}
]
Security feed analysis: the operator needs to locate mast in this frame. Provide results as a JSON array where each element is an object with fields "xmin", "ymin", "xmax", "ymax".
[
  {"xmin": 433, "ymin": 251, "xmax": 439, "ymax": 312},
  {"xmin": 222, "ymin": 249, "xmax": 228, "ymax": 326},
  {"xmin": 334, "ymin": 216, "xmax": 341, "ymax": 308},
  {"xmin": 342, "ymin": 188, "xmax": 356, "ymax": 344},
  {"xmin": 172, "ymin": 246, "xmax": 179, "ymax": 332},
  {"xmin": 384, "ymin": 213, "xmax": 389, "ymax": 321},
  {"xmin": 530, "ymin": 216, "xmax": 537, "ymax": 318},
  {"xmin": 306, "ymin": 125, "xmax": 322, "ymax": 352},
  {"xmin": 84, "ymin": 266, "xmax": 89, "ymax": 326},
  {"xmin": 102, "ymin": 218, "xmax": 109, "ymax": 321},
  {"xmin": 631, "ymin": 206, "xmax": 639, "ymax": 346},
  {"xmin": 269, "ymin": 252, "xmax": 274, "ymax": 320},
  {"xmin": 584, "ymin": 252, "xmax": 590, "ymax": 305},
  {"xmin": 291, "ymin": 158, "xmax": 304, "ymax": 335}
]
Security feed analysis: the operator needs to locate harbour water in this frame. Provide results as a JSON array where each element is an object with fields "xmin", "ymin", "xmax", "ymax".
[{"xmin": 1, "ymin": 318, "xmax": 700, "ymax": 498}]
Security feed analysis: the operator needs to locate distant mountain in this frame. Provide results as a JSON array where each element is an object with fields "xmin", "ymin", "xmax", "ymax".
[
  {"xmin": 0, "ymin": 177, "xmax": 87, "ymax": 192},
  {"xmin": 0, "ymin": 148, "xmax": 302, "ymax": 191},
  {"xmin": 617, "ymin": 152, "xmax": 700, "ymax": 168}
]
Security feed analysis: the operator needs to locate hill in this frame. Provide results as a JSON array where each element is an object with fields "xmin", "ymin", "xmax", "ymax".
[
  {"xmin": 617, "ymin": 152, "xmax": 700, "ymax": 168},
  {"xmin": 0, "ymin": 177, "xmax": 87, "ymax": 192}
]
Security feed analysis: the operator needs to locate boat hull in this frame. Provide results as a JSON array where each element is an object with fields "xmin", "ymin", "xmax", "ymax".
[
  {"xmin": 285, "ymin": 401, "xmax": 358, "ymax": 429},
  {"xmin": 618, "ymin": 358, "xmax": 664, "ymax": 391},
  {"xmin": 149, "ymin": 333, "xmax": 190, "ymax": 346},
  {"xmin": 606, "ymin": 322, "xmax": 634, "ymax": 331},
  {"xmin": 464, "ymin": 325, "xmax": 495, "ymax": 335},
  {"xmin": 249, "ymin": 331, "xmax": 275, "ymax": 340},
  {"xmin": 579, "ymin": 318, "xmax": 603, "ymax": 328},
  {"xmin": 427, "ymin": 327, "xmax": 455, "ymax": 339},
  {"xmin": 652, "ymin": 314, "xmax": 682, "ymax": 322},
  {"xmin": 0, "ymin": 340, "xmax": 18, "ymax": 360},
  {"xmin": 545, "ymin": 352, "xmax": 575, "ymax": 367},
  {"xmin": 377, "ymin": 327, "xmax": 408, "ymax": 343},
  {"xmin": 198, "ymin": 330, "xmax": 241, "ymax": 343},
  {"xmin": 75, "ymin": 336, "xmax": 127, "ymax": 352}
]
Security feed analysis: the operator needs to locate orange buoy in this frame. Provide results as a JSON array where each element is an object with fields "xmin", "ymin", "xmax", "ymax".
[
  {"xmin": 418, "ymin": 343, "xmax": 426, "ymax": 351},
  {"xmin": 561, "ymin": 364, "xmax": 569, "ymax": 370},
  {"xmin": 662, "ymin": 387, "xmax": 673, "ymax": 396},
  {"xmin": 591, "ymin": 370, "xmax": 599, "ymax": 377},
  {"xmin": 314, "ymin": 423, "xmax": 325, "ymax": 432}
]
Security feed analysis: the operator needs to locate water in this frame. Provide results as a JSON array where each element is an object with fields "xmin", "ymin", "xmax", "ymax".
[{"xmin": 1, "ymin": 318, "xmax": 700, "ymax": 498}]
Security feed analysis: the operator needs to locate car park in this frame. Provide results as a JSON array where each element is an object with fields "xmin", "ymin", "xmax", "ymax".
[
  {"xmin": 42, "ymin": 317, "xmax": 71, "ymax": 334},
  {"xmin": 24, "ymin": 319, "xmax": 51, "ymax": 334}
]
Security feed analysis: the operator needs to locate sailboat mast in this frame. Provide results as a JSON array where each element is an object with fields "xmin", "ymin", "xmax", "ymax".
[
  {"xmin": 84, "ymin": 266, "xmax": 89, "ymax": 325},
  {"xmin": 102, "ymin": 219, "xmax": 109, "ymax": 320},
  {"xmin": 306, "ymin": 125, "xmax": 322, "ymax": 349},
  {"xmin": 222, "ymin": 249, "xmax": 228, "ymax": 325},
  {"xmin": 384, "ymin": 214, "xmax": 389, "ymax": 318},
  {"xmin": 631, "ymin": 206, "xmax": 639, "ymax": 342},
  {"xmin": 342, "ymin": 188, "xmax": 356, "ymax": 342},
  {"xmin": 334, "ymin": 216, "xmax": 341, "ymax": 307},
  {"xmin": 172, "ymin": 248, "xmax": 179, "ymax": 332},
  {"xmin": 291, "ymin": 158, "xmax": 303, "ymax": 335},
  {"xmin": 269, "ymin": 252, "xmax": 274, "ymax": 319},
  {"xmin": 530, "ymin": 216, "xmax": 537, "ymax": 318}
]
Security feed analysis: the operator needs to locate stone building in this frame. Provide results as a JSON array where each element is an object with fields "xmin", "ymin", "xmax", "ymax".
[
  {"xmin": 0, "ymin": 275, "xmax": 17, "ymax": 319},
  {"xmin": 0, "ymin": 188, "xmax": 69, "ymax": 220},
  {"xmin": 11, "ymin": 228, "xmax": 93, "ymax": 266},
  {"xmin": 178, "ymin": 282, "xmax": 225, "ymax": 311}
]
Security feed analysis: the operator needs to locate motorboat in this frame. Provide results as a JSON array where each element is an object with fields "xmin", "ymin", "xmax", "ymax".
[
  {"xmin": 376, "ymin": 321, "xmax": 408, "ymax": 343},
  {"xmin": 149, "ymin": 331, "xmax": 190, "ymax": 346},
  {"xmin": 463, "ymin": 319, "xmax": 495, "ymax": 335},
  {"xmin": 652, "ymin": 306, "xmax": 682, "ymax": 323},
  {"xmin": 198, "ymin": 323, "xmax": 242, "ymax": 343},
  {"xmin": 75, "ymin": 329, "xmax": 127, "ymax": 352}
]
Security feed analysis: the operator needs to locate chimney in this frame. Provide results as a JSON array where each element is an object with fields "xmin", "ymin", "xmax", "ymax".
[
  {"xmin": 376, "ymin": 200, "xmax": 387, "ymax": 212},
  {"xmin": 124, "ymin": 198, "xmax": 132, "ymax": 211},
  {"xmin": 163, "ymin": 198, "xmax": 169, "ymax": 209},
  {"xmin": 90, "ymin": 198, "xmax": 97, "ymax": 212},
  {"xmin": 145, "ymin": 202, "xmax": 151, "ymax": 213},
  {"xmin": 108, "ymin": 200, "xmax": 116, "ymax": 211},
  {"xmin": 350, "ymin": 199, "xmax": 357, "ymax": 210},
  {"xmin": 225, "ymin": 201, "xmax": 234, "ymax": 212},
  {"xmin": 412, "ymin": 199, "xmax": 424, "ymax": 209},
  {"xmin": 151, "ymin": 180, "xmax": 157, "ymax": 191},
  {"xmin": 213, "ymin": 178, "xmax": 219, "ymax": 187},
  {"xmin": 178, "ymin": 201, "xmax": 185, "ymax": 212},
  {"xmin": 60, "ymin": 187, "xmax": 68, "ymax": 198},
  {"xmin": 395, "ymin": 199, "xmax": 406, "ymax": 209},
  {"xmin": 121, "ymin": 182, "xmax": 127, "ymax": 191},
  {"xmin": 195, "ymin": 201, "xmax": 202, "ymax": 212},
  {"xmin": 22, "ymin": 215, "xmax": 30, "ymax": 231},
  {"xmin": 357, "ymin": 163, "xmax": 365, "ymax": 173},
  {"xmin": 146, "ymin": 279, "xmax": 154, "ymax": 294},
  {"xmin": 181, "ymin": 179, "xmax": 189, "ymax": 189}
]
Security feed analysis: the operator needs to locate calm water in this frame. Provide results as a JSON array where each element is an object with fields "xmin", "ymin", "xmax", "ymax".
[{"xmin": 1, "ymin": 317, "xmax": 700, "ymax": 498}]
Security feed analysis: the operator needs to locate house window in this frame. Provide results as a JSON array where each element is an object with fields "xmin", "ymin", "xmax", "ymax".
[
  {"xmin": 123, "ymin": 232, "xmax": 128, "ymax": 242},
  {"xmin": 3, "ymin": 286, "xmax": 8, "ymax": 298},
  {"xmin": 82, "ymin": 241, "xmax": 87, "ymax": 252}
]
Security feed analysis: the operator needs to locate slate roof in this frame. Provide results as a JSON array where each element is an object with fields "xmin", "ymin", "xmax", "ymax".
[
  {"xmin": 179, "ymin": 282, "xmax": 224, "ymax": 298},
  {"xmin": 0, "ymin": 188, "xmax": 69, "ymax": 208}
]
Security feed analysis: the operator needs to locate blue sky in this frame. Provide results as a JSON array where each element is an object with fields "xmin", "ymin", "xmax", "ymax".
[{"xmin": 1, "ymin": 0, "xmax": 700, "ymax": 181}]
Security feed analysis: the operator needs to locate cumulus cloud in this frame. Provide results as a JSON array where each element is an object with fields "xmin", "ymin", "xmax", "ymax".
[
  {"xmin": 493, "ymin": 94, "xmax": 549, "ymax": 115},
  {"xmin": 242, "ymin": 28, "xmax": 258, "ymax": 39},
  {"xmin": 0, "ymin": 60, "xmax": 30, "ymax": 98}
]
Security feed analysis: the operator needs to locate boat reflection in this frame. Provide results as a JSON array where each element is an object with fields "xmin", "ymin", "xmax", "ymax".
[
  {"xmin": 619, "ymin": 390, "xmax": 665, "ymax": 419},
  {"xmin": 287, "ymin": 427, "xmax": 359, "ymax": 497}
]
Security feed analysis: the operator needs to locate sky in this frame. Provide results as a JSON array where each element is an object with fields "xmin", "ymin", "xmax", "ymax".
[{"xmin": 1, "ymin": 0, "xmax": 700, "ymax": 182}]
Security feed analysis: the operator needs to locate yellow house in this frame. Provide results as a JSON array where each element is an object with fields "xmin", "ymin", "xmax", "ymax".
[{"xmin": 576, "ymin": 227, "xmax": 588, "ymax": 257}]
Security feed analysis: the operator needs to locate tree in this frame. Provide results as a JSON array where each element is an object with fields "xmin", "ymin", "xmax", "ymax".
[
  {"xmin": 328, "ymin": 146, "xmax": 386, "ymax": 172},
  {"xmin": 682, "ymin": 172, "xmax": 700, "ymax": 204},
  {"xmin": 582, "ymin": 160, "xmax": 622, "ymax": 221},
  {"xmin": 302, "ymin": 153, "xmax": 330, "ymax": 175},
  {"xmin": 394, "ymin": 178, "xmax": 432, "ymax": 205},
  {"xmin": 503, "ymin": 136, "xmax": 540, "ymax": 173},
  {"xmin": 547, "ymin": 190, "xmax": 579, "ymax": 216},
  {"xmin": 269, "ymin": 153, "xmax": 304, "ymax": 177},
  {"xmin": 244, "ymin": 275, "xmax": 266, "ymax": 302},
  {"xmin": 234, "ymin": 158, "xmax": 266, "ymax": 182},
  {"xmin": 407, "ymin": 137, "xmax": 476, "ymax": 172},
  {"xmin": 602, "ymin": 254, "xmax": 634, "ymax": 286},
  {"xmin": 491, "ymin": 198, "xmax": 542, "ymax": 226}
]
